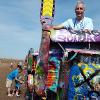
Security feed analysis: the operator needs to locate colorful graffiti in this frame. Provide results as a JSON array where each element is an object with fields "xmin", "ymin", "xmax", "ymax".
[{"xmin": 50, "ymin": 29, "xmax": 100, "ymax": 42}]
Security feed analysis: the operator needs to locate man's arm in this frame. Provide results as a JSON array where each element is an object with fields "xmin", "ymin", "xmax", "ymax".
[
  {"xmin": 43, "ymin": 19, "xmax": 69, "ymax": 30},
  {"xmin": 53, "ymin": 25, "xmax": 65, "ymax": 30},
  {"xmin": 15, "ymin": 77, "xmax": 23, "ymax": 84},
  {"xmin": 53, "ymin": 19, "xmax": 70, "ymax": 30}
]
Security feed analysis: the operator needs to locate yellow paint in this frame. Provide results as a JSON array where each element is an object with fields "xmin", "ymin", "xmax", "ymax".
[{"xmin": 42, "ymin": 0, "xmax": 54, "ymax": 17}]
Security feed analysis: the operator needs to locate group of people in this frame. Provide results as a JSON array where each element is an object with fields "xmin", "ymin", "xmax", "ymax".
[
  {"xmin": 6, "ymin": 47, "xmax": 36, "ymax": 98},
  {"xmin": 6, "ymin": 64, "xmax": 24, "ymax": 97}
]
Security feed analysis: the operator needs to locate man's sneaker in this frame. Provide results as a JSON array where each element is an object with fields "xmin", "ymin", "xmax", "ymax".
[
  {"xmin": 42, "ymin": 97, "xmax": 46, "ymax": 100},
  {"xmin": 16, "ymin": 93, "xmax": 20, "ymax": 97},
  {"xmin": 8, "ymin": 94, "xmax": 13, "ymax": 97},
  {"xmin": 12, "ymin": 92, "xmax": 14, "ymax": 95}
]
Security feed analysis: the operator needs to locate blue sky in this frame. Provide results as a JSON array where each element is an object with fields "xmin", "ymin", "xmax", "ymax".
[{"xmin": 0, "ymin": 0, "xmax": 100, "ymax": 59}]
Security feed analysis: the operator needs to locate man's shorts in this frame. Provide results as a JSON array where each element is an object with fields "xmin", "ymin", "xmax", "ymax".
[{"xmin": 6, "ymin": 79, "xmax": 12, "ymax": 88}]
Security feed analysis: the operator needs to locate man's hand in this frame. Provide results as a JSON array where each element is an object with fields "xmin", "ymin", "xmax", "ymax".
[
  {"xmin": 82, "ymin": 29, "xmax": 92, "ymax": 33},
  {"xmin": 42, "ymin": 25, "xmax": 53, "ymax": 31},
  {"xmin": 19, "ymin": 80, "xmax": 24, "ymax": 84}
]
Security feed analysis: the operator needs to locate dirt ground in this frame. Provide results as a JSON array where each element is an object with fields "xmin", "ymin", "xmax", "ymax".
[{"xmin": 0, "ymin": 63, "xmax": 26, "ymax": 100}]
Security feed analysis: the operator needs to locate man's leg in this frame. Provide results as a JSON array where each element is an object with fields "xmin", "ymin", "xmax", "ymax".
[{"xmin": 6, "ymin": 79, "xmax": 13, "ymax": 96}]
